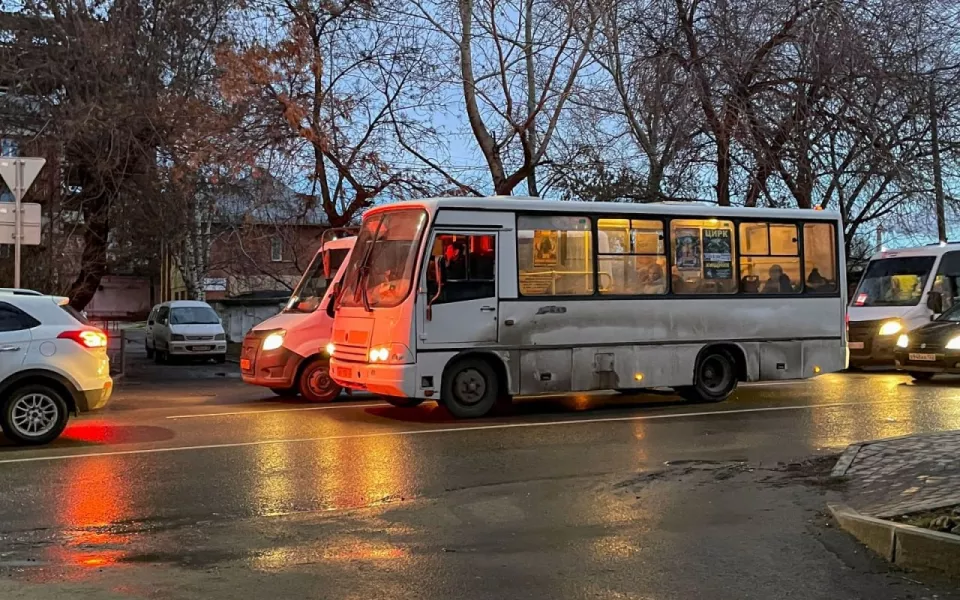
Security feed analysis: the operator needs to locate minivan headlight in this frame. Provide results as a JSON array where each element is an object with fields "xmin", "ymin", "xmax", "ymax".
[
  {"xmin": 878, "ymin": 320, "xmax": 903, "ymax": 336},
  {"xmin": 215, "ymin": 333, "xmax": 226, "ymax": 341},
  {"xmin": 262, "ymin": 331, "xmax": 286, "ymax": 351},
  {"xmin": 171, "ymin": 334, "xmax": 185, "ymax": 341}
]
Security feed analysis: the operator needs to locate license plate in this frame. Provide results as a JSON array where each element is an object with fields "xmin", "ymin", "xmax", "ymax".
[
  {"xmin": 335, "ymin": 366, "xmax": 352, "ymax": 378},
  {"xmin": 848, "ymin": 342, "xmax": 864, "ymax": 350},
  {"xmin": 909, "ymin": 353, "xmax": 937, "ymax": 362},
  {"xmin": 191, "ymin": 345, "xmax": 212, "ymax": 352},
  {"xmin": 240, "ymin": 358, "xmax": 251, "ymax": 370}
]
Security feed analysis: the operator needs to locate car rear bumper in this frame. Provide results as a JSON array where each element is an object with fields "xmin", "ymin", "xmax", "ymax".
[
  {"xmin": 330, "ymin": 359, "xmax": 416, "ymax": 397},
  {"xmin": 74, "ymin": 378, "xmax": 113, "ymax": 412}
]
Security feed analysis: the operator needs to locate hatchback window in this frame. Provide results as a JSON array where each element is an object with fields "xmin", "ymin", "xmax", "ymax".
[{"xmin": 170, "ymin": 306, "xmax": 220, "ymax": 325}]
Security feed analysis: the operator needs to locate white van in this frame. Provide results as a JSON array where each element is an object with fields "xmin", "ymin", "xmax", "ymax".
[
  {"xmin": 240, "ymin": 230, "xmax": 356, "ymax": 402},
  {"xmin": 847, "ymin": 243, "xmax": 960, "ymax": 366},
  {"xmin": 146, "ymin": 300, "xmax": 228, "ymax": 363}
]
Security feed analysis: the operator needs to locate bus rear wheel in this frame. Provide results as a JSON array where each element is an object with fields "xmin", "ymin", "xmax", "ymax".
[
  {"xmin": 677, "ymin": 348, "xmax": 738, "ymax": 403},
  {"xmin": 441, "ymin": 358, "xmax": 498, "ymax": 419}
]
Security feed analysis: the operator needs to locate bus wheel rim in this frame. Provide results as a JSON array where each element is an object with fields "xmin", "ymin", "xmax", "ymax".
[
  {"xmin": 454, "ymin": 369, "xmax": 486, "ymax": 406},
  {"xmin": 701, "ymin": 356, "xmax": 730, "ymax": 392}
]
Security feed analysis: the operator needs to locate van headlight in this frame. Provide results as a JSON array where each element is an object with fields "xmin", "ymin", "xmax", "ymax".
[
  {"xmin": 878, "ymin": 320, "xmax": 903, "ymax": 336},
  {"xmin": 946, "ymin": 337, "xmax": 960, "ymax": 350},
  {"xmin": 896, "ymin": 334, "xmax": 909, "ymax": 349},
  {"xmin": 367, "ymin": 343, "xmax": 413, "ymax": 364},
  {"xmin": 262, "ymin": 331, "xmax": 286, "ymax": 351}
]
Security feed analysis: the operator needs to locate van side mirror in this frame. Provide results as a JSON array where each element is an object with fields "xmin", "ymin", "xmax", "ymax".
[
  {"xmin": 325, "ymin": 282, "xmax": 341, "ymax": 319},
  {"xmin": 927, "ymin": 290, "xmax": 944, "ymax": 313}
]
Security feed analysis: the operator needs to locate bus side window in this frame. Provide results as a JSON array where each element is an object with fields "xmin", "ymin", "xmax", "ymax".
[
  {"xmin": 429, "ymin": 234, "xmax": 496, "ymax": 305},
  {"xmin": 934, "ymin": 251, "xmax": 960, "ymax": 311}
]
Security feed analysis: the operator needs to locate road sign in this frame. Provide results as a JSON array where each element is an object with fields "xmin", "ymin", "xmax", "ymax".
[
  {"xmin": 0, "ymin": 203, "xmax": 41, "ymax": 245},
  {"xmin": 0, "ymin": 158, "xmax": 46, "ymax": 287}
]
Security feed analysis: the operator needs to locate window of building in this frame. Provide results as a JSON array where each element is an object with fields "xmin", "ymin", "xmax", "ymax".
[
  {"xmin": 670, "ymin": 219, "xmax": 736, "ymax": 294},
  {"xmin": 518, "ymin": 215, "xmax": 594, "ymax": 296},
  {"xmin": 0, "ymin": 302, "xmax": 39, "ymax": 332},
  {"xmin": 803, "ymin": 223, "xmax": 838, "ymax": 294},
  {"xmin": 426, "ymin": 233, "xmax": 496, "ymax": 304},
  {"xmin": 597, "ymin": 218, "xmax": 666, "ymax": 295},
  {"xmin": 739, "ymin": 222, "xmax": 801, "ymax": 294},
  {"xmin": 271, "ymin": 237, "xmax": 283, "ymax": 262}
]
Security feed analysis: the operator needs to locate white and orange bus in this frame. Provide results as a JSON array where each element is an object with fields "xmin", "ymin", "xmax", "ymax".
[{"xmin": 329, "ymin": 197, "xmax": 846, "ymax": 418}]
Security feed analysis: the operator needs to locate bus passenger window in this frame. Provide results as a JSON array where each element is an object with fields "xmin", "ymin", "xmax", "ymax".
[
  {"xmin": 803, "ymin": 222, "xmax": 838, "ymax": 294},
  {"xmin": 597, "ymin": 219, "xmax": 666, "ymax": 295},
  {"xmin": 518, "ymin": 216, "xmax": 594, "ymax": 296},
  {"xmin": 428, "ymin": 234, "xmax": 496, "ymax": 305},
  {"xmin": 670, "ymin": 219, "xmax": 736, "ymax": 294},
  {"xmin": 739, "ymin": 222, "xmax": 801, "ymax": 294}
]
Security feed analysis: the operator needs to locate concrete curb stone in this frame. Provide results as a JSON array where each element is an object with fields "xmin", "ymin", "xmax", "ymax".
[{"xmin": 828, "ymin": 503, "xmax": 960, "ymax": 577}]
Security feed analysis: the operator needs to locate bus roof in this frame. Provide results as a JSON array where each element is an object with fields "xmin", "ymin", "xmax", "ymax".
[
  {"xmin": 868, "ymin": 242, "xmax": 960, "ymax": 262},
  {"xmin": 363, "ymin": 196, "xmax": 842, "ymax": 222}
]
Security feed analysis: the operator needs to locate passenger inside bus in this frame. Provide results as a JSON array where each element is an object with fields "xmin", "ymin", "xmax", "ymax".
[{"xmin": 762, "ymin": 265, "xmax": 793, "ymax": 294}]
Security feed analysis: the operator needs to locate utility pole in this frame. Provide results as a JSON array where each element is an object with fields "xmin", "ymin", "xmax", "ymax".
[
  {"xmin": 930, "ymin": 78, "xmax": 948, "ymax": 243},
  {"xmin": 876, "ymin": 223, "xmax": 884, "ymax": 253}
]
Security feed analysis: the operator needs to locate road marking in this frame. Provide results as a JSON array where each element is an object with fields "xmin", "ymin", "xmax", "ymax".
[
  {"xmin": 0, "ymin": 397, "xmax": 944, "ymax": 465},
  {"xmin": 166, "ymin": 401, "xmax": 392, "ymax": 419}
]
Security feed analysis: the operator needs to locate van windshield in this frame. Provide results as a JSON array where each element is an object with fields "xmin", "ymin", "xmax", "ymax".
[
  {"xmin": 170, "ymin": 306, "xmax": 220, "ymax": 325},
  {"xmin": 339, "ymin": 209, "xmax": 428, "ymax": 310},
  {"xmin": 285, "ymin": 247, "xmax": 350, "ymax": 313},
  {"xmin": 852, "ymin": 256, "xmax": 936, "ymax": 307}
]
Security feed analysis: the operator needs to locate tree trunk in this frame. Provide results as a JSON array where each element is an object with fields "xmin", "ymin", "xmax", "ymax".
[
  {"xmin": 68, "ymin": 201, "xmax": 109, "ymax": 311},
  {"xmin": 715, "ymin": 135, "xmax": 731, "ymax": 206}
]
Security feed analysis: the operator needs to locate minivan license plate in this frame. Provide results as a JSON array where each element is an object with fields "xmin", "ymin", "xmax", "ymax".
[{"xmin": 909, "ymin": 353, "xmax": 936, "ymax": 362}]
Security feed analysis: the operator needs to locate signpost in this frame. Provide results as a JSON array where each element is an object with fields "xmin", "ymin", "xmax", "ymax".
[{"xmin": 0, "ymin": 158, "xmax": 46, "ymax": 288}]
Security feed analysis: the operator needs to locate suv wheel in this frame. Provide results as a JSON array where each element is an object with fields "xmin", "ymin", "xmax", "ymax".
[{"xmin": 1, "ymin": 384, "xmax": 69, "ymax": 445}]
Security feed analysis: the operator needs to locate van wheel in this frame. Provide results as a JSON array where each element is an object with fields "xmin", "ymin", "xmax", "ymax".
[
  {"xmin": 677, "ymin": 348, "xmax": 738, "ymax": 403},
  {"xmin": 154, "ymin": 347, "xmax": 167, "ymax": 364},
  {"xmin": 441, "ymin": 358, "xmax": 498, "ymax": 419},
  {"xmin": 1, "ymin": 384, "xmax": 69, "ymax": 446},
  {"xmin": 145, "ymin": 344, "xmax": 154, "ymax": 359},
  {"xmin": 385, "ymin": 397, "xmax": 424, "ymax": 408},
  {"xmin": 298, "ymin": 357, "xmax": 341, "ymax": 402},
  {"xmin": 909, "ymin": 372, "xmax": 935, "ymax": 382}
]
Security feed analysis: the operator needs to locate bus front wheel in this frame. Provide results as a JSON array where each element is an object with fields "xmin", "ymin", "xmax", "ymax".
[
  {"xmin": 441, "ymin": 358, "xmax": 498, "ymax": 418},
  {"xmin": 677, "ymin": 348, "xmax": 738, "ymax": 403}
]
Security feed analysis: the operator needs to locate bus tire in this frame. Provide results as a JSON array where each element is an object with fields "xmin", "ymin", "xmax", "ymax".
[
  {"xmin": 385, "ymin": 397, "xmax": 424, "ymax": 408},
  {"xmin": 677, "ymin": 348, "xmax": 738, "ymax": 403},
  {"xmin": 298, "ymin": 357, "xmax": 341, "ymax": 402},
  {"xmin": 441, "ymin": 357, "xmax": 498, "ymax": 419}
]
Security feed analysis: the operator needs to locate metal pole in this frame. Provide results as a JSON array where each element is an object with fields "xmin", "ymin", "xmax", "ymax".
[
  {"xmin": 876, "ymin": 223, "xmax": 884, "ymax": 253},
  {"xmin": 13, "ymin": 159, "xmax": 22, "ymax": 288},
  {"xmin": 930, "ymin": 78, "xmax": 947, "ymax": 243}
]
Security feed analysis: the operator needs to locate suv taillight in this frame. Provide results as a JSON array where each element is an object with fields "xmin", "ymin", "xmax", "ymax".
[{"xmin": 59, "ymin": 329, "xmax": 108, "ymax": 349}]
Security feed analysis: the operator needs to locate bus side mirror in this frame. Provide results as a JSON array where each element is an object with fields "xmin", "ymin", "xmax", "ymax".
[{"xmin": 927, "ymin": 290, "xmax": 943, "ymax": 313}]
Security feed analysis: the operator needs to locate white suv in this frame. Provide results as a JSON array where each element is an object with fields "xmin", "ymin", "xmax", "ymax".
[{"xmin": 0, "ymin": 295, "xmax": 113, "ymax": 445}]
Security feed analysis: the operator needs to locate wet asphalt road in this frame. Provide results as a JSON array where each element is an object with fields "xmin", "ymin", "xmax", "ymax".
[{"xmin": 1, "ymin": 352, "xmax": 960, "ymax": 599}]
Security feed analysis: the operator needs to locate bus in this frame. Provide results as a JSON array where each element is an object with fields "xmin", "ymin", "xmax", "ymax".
[
  {"xmin": 240, "ymin": 229, "xmax": 356, "ymax": 402},
  {"xmin": 848, "ymin": 243, "xmax": 960, "ymax": 369},
  {"xmin": 328, "ymin": 197, "xmax": 847, "ymax": 418}
]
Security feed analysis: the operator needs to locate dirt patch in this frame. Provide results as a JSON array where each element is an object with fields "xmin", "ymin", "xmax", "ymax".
[{"xmin": 890, "ymin": 505, "xmax": 960, "ymax": 535}]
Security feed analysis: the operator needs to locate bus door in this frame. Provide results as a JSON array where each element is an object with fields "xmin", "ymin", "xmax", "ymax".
[{"xmin": 418, "ymin": 231, "xmax": 499, "ymax": 346}]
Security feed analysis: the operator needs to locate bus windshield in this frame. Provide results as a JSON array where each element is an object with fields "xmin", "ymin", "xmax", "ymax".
[
  {"xmin": 852, "ymin": 256, "xmax": 936, "ymax": 307},
  {"xmin": 284, "ymin": 247, "xmax": 350, "ymax": 313},
  {"xmin": 339, "ymin": 209, "xmax": 428, "ymax": 310}
]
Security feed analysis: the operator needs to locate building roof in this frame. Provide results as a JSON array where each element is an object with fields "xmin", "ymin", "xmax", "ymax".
[{"xmin": 212, "ymin": 175, "xmax": 329, "ymax": 227}]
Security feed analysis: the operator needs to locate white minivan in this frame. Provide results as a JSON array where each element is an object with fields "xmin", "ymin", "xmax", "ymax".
[
  {"xmin": 240, "ymin": 230, "xmax": 355, "ymax": 402},
  {"xmin": 847, "ymin": 243, "xmax": 960, "ymax": 367},
  {"xmin": 146, "ymin": 300, "xmax": 227, "ymax": 363}
]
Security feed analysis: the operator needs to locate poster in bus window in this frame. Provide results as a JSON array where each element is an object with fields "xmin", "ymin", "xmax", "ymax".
[
  {"xmin": 674, "ymin": 228, "xmax": 701, "ymax": 271},
  {"xmin": 533, "ymin": 230, "xmax": 559, "ymax": 267},
  {"xmin": 703, "ymin": 228, "xmax": 733, "ymax": 280}
]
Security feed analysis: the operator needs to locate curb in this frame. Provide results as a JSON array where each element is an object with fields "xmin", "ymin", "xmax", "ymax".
[{"xmin": 829, "ymin": 503, "xmax": 960, "ymax": 577}]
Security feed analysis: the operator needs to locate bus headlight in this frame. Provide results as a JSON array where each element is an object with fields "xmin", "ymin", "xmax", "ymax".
[
  {"xmin": 896, "ymin": 334, "xmax": 909, "ymax": 349},
  {"xmin": 878, "ymin": 320, "xmax": 903, "ymax": 336},
  {"xmin": 368, "ymin": 343, "xmax": 413, "ymax": 364},
  {"xmin": 262, "ymin": 331, "xmax": 286, "ymax": 351},
  {"xmin": 946, "ymin": 337, "xmax": 960, "ymax": 350},
  {"xmin": 325, "ymin": 342, "xmax": 336, "ymax": 356}
]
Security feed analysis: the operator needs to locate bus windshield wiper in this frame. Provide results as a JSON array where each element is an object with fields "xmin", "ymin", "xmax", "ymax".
[{"xmin": 358, "ymin": 266, "xmax": 372, "ymax": 312}]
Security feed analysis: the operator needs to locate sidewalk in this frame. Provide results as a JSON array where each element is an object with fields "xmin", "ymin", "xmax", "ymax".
[
  {"xmin": 830, "ymin": 430, "xmax": 960, "ymax": 577},
  {"xmin": 833, "ymin": 430, "xmax": 960, "ymax": 518}
]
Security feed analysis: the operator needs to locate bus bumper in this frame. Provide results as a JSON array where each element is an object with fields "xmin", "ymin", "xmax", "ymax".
[{"xmin": 330, "ymin": 359, "xmax": 417, "ymax": 398}]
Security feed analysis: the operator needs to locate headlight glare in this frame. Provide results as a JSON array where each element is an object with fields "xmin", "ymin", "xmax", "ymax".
[
  {"xmin": 262, "ymin": 331, "xmax": 285, "ymax": 351},
  {"xmin": 946, "ymin": 336, "xmax": 960, "ymax": 350},
  {"xmin": 878, "ymin": 320, "xmax": 903, "ymax": 336},
  {"xmin": 896, "ymin": 334, "xmax": 909, "ymax": 348}
]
